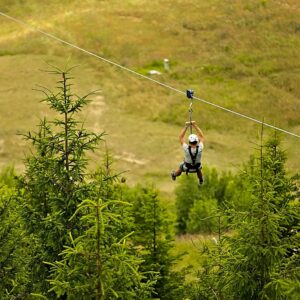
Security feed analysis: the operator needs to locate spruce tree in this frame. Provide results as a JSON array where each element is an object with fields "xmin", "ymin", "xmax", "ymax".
[
  {"xmin": 219, "ymin": 134, "xmax": 299, "ymax": 299},
  {"xmin": 47, "ymin": 196, "xmax": 153, "ymax": 299},
  {"xmin": 46, "ymin": 153, "xmax": 155, "ymax": 299},
  {"xmin": 125, "ymin": 185, "xmax": 185, "ymax": 299},
  {"xmin": 188, "ymin": 133, "xmax": 300, "ymax": 299},
  {"xmin": 20, "ymin": 67, "xmax": 104, "ymax": 294}
]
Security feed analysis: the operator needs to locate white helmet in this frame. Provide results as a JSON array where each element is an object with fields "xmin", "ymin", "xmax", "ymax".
[{"xmin": 188, "ymin": 134, "xmax": 199, "ymax": 143}]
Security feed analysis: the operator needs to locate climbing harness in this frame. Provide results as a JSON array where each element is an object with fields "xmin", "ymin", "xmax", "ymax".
[{"xmin": 185, "ymin": 145, "xmax": 201, "ymax": 174}]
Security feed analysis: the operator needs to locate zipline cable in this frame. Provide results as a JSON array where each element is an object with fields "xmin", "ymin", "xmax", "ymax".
[{"xmin": 1, "ymin": 11, "xmax": 300, "ymax": 139}]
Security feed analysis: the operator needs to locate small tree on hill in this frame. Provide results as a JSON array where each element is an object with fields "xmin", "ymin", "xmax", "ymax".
[
  {"xmin": 191, "ymin": 133, "xmax": 300, "ymax": 300},
  {"xmin": 46, "ymin": 154, "xmax": 155, "ymax": 299},
  {"xmin": 226, "ymin": 134, "xmax": 299, "ymax": 299},
  {"xmin": 125, "ymin": 185, "xmax": 185, "ymax": 299},
  {"xmin": 20, "ymin": 67, "xmax": 104, "ymax": 294},
  {"xmin": 48, "ymin": 196, "xmax": 154, "ymax": 299}
]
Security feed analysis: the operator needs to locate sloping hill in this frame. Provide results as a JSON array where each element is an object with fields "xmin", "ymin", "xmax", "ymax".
[{"xmin": 0, "ymin": 0, "xmax": 299, "ymax": 192}]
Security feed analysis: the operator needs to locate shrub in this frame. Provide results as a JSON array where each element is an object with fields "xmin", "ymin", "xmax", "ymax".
[{"xmin": 187, "ymin": 198, "xmax": 218, "ymax": 233}]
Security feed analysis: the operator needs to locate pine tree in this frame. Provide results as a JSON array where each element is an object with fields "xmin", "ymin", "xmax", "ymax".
[
  {"xmin": 188, "ymin": 133, "xmax": 300, "ymax": 299},
  {"xmin": 216, "ymin": 134, "xmax": 299, "ymax": 299},
  {"xmin": 39, "ymin": 145, "xmax": 154, "ymax": 299},
  {"xmin": 260, "ymin": 136, "xmax": 300, "ymax": 299},
  {"xmin": 47, "ymin": 196, "xmax": 153, "ymax": 299},
  {"xmin": 20, "ymin": 67, "xmax": 104, "ymax": 293},
  {"xmin": 125, "ymin": 185, "xmax": 185, "ymax": 299}
]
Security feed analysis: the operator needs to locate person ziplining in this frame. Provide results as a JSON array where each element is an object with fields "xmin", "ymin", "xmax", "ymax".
[
  {"xmin": 171, "ymin": 90, "xmax": 204, "ymax": 185},
  {"xmin": 171, "ymin": 121, "xmax": 204, "ymax": 185}
]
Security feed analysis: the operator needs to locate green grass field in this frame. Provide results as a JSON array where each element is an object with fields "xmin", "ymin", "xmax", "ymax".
[{"xmin": 0, "ymin": 0, "xmax": 300, "ymax": 188}]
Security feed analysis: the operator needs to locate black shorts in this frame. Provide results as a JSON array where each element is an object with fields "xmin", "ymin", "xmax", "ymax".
[{"xmin": 179, "ymin": 162, "xmax": 202, "ymax": 173}]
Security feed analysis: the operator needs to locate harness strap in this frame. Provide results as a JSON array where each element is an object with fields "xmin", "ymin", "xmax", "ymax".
[
  {"xmin": 186, "ymin": 146, "xmax": 199, "ymax": 174},
  {"xmin": 188, "ymin": 146, "xmax": 199, "ymax": 165}
]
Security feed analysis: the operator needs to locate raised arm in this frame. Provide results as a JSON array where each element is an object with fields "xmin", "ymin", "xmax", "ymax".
[
  {"xmin": 179, "ymin": 123, "xmax": 190, "ymax": 145},
  {"xmin": 191, "ymin": 121, "xmax": 204, "ymax": 143}
]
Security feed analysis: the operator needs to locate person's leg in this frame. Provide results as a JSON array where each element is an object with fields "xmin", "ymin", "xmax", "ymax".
[
  {"xmin": 171, "ymin": 163, "xmax": 184, "ymax": 181},
  {"xmin": 196, "ymin": 168, "xmax": 204, "ymax": 184},
  {"xmin": 174, "ymin": 169, "xmax": 182, "ymax": 176}
]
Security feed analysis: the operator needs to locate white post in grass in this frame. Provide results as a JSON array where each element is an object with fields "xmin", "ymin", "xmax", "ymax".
[{"xmin": 163, "ymin": 58, "xmax": 170, "ymax": 72}]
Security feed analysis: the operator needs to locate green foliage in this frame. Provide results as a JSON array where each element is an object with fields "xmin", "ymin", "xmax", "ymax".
[
  {"xmin": 175, "ymin": 175, "xmax": 199, "ymax": 234},
  {"xmin": 262, "ymin": 251, "xmax": 300, "ymax": 299},
  {"xmin": 0, "ymin": 166, "xmax": 17, "ymax": 187},
  {"xmin": 1, "ymin": 0, "xmax": 300, "ymax": 180},
  {"xmin": 138, "ymin": 60, "xmax": 165, "ymax": 75},
  {"xmin": 89, "ymin": 150, "xmax": 134, "ymax": 241},
  {"xmin": 183, "ymin": 242, "xmax": 224, "ymax": 300},
  {"xmin": 125, "ymin": 185, "xmax": 185, "ymax": 299},
  {"xmin": 47, "ymin": 155, "xmax": 156, "ymax": 299},
  {"xmin": 175, "ymin": 168, "xmax": 237, "ymax": 234},
  {"xmin": 20, "ymin": 67, "xmax": 104, "ymax": 294},
  {"xmin": 187, "ymin": 134, "xmax": 300, "ymax": 299},
  {"xmin": 187, "ymin": 198, "xmax": 218, "ymax": 233},
  {"xmin": 0, "ymin": 171, "xmax": 31, "ymax": 298},
  {"xmin": 48, "ymin": 196, "xmax": 153, "ymax": 299}
]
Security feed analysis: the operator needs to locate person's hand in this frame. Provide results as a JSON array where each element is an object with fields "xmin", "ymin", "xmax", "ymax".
[
  {"xmin": 185, "ymin": 122, "xmax": 191, "ymax": 127},
  {"xmin": 191, "ymin": 121, "xmax": 196, "ymax": 125}
]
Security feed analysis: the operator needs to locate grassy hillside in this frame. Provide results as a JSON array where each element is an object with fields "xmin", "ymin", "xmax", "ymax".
[{"xmin": 0, "ymin": 0, "xmax": 300, "ymax": 193}]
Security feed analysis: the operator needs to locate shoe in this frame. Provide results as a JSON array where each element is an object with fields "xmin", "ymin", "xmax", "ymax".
[
  {"xmin": 171, "ymin": 171, "xmax": 176, "ymax": 181},
  {"xmin": 199, "ymin": 176, "xmax": 204, "ymax": 185}
]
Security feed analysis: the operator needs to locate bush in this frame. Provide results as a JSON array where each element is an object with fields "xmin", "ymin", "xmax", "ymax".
[
  {"xmin": 175, "ymin": 167, "xmax": 239, "ymax": 234},
  {"xmin": 187, "ymin": 198, "xmax": 218, "ymax": 233}
]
